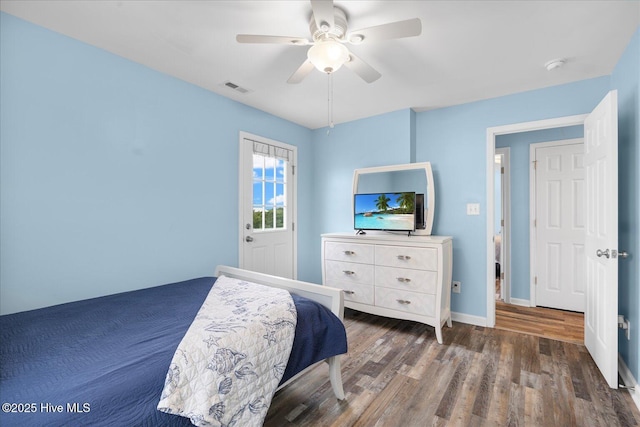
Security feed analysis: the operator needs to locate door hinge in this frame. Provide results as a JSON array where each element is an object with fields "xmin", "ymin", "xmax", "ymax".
[
  {"xmin": 534, "ymin": 276, "xmax": 538, "ymax": 285},
  {"xmin": 501, "ymin": 219, "xmax": 504, "ymax": 227},
  {"xmin": 533, "ymin": 219, "xmax": 537, "ymax": 227},
  {"xmin": 533, "ymin": 160, "xmax": 537, "ymax": 170},
  {"xmin": 501, "ymin": 166, "xmax": 505, "ymax": 174},
  {"xmin": 292, "ymin": 222, "xmax": 295, "ymax": 231},
  {"xmin": 501, "ymin": 272, "xmax": 505, "ymax": 280},
  {"xmin": 291, "ymin": 165, "xmax": 295, "ymax": 175}
]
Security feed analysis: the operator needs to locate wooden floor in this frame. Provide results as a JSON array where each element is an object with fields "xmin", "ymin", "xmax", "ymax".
[
  {"xmin": 265, "ymin": 309, "xmax": 640, "ymax": 427},
  {"xmin": 495, "ymin": 301, "xmax": 584, "ymax": 344}
]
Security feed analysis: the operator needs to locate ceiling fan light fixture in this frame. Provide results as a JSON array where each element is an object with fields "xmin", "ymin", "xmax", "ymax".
[{"xmin": 307, "ymin": 39, "xmax": 350, "ymax": 73}]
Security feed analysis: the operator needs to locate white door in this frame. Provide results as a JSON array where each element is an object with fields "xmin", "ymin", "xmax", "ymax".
[
  {"xmin": 239, "ymin": 133, "xmax": 296, "ymax": 279},
  {"xmin": 533, "ymin": 141, "xmax": 585, "ymax": 312},
  {"xmin": 584, "ymin": 90, "xmax": 618, "ymax": 389}
]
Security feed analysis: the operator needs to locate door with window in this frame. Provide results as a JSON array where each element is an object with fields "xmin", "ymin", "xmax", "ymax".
[{"xmin": 239, "ymin": 133, "xmax": 296, "ymax": 279}]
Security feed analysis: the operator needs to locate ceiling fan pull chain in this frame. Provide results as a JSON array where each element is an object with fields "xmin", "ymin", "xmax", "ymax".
[{"xmin": 327, "ymin": 72, "xmax": 335, "ymax": 133}]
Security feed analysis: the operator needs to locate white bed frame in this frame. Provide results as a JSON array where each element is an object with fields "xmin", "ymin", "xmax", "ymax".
[{"xmin": 214, "ymin": 265, "xmax": 346, "ymax": 400}]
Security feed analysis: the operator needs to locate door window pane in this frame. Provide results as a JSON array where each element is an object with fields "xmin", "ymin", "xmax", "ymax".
[{"xmin": 252, "ymin": 154, "xmax": 287, "ymax": 231}]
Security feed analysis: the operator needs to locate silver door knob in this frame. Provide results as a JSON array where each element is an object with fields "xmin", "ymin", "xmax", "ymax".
[
  {"xmin": 596, "ymin": 249, "xmax": 610, "ymax": 258},
  {"xmin": 245, "ymin": 236, "xmax": 254, "ymax": 242},
  {"xmin": 618, "ymin": 250, "xmax": 629, "ymax": 259}
]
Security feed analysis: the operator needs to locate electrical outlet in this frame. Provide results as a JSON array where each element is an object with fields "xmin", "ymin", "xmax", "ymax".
[{"xmin": 452, "ymin": 281, "xmax": 461, "ymax": 293}]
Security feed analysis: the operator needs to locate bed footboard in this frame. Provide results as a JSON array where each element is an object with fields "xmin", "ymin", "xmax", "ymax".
[
  {"xmin": 215, "ymin": 266, "xmax": 346, "ymax": 400},
  {"xmin": 214, "ymin": 266, "xmax": 344, "ymax": 320}
]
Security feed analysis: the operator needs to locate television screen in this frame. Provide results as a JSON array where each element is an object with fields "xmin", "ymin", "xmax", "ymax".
[{"xmin": 354, "ymin": 192, "xmax": 416, "ymax": 232}]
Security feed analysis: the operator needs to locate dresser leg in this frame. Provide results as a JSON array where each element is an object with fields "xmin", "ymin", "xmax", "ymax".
[{"xmin": 435, "ymin": 326, "xmax": 443, "ymax": 344}]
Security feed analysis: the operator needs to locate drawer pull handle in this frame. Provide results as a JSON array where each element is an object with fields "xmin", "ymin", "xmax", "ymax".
[
  {"xmin": 396, "ymin": 299, "xmax": 411, "ymax": 305},
  {"xmin": 397, "ymin": 255, "xmax": 412, "ymax": 261},
  {"xmin": 344, "ymin": 290, "xmax": 355, "ymax": 295},
  {"xmin": 343, "ymin": 270, "xmax": 355, "ymax": 276},
  {"xmin": 397, "ymin": 277, "xmax": 411, "ymax": 283},
  {"xmin": 343, "ymin": 250, "xmax": 355, "ymax": 255}
]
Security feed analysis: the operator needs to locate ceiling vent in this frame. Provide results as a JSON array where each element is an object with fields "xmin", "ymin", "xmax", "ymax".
[{"xmin": 222, "ymin": 81, "xmax": 251, "ymax": 94}]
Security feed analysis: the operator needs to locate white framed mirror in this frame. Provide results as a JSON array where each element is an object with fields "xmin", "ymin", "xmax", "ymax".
[{"xmin": 352, "ymin": 162, "xmax": 435, "ymax": 236}]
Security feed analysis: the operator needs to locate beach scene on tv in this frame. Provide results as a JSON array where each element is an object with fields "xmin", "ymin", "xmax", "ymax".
[{"xmin": 354, "ymin": 192, "xmax": 415, "ymax": 231}]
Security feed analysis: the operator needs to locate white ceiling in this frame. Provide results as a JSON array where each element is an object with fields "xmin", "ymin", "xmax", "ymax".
[{"xmin": 2, "ymin": 1, "xmax": 638, "ymax": 129}]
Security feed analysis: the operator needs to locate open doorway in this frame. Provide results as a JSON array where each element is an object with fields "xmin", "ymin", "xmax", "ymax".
[
  {"xmin": 494, "ymin": 126, "xmax": 583, "ymax": 310},
  {"xmin": 485, "ymin": 114, "xmax": 589, "ymax": 328}
]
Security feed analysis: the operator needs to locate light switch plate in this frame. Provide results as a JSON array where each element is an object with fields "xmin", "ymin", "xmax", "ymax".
[{"xmin": 467, "ymin": 203, "xmax": 480, "ymax": 215}]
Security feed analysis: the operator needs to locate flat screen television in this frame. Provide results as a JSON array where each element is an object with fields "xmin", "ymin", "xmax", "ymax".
[{"xmin": 354, "ymin": 192, "xmax": 416, "ymax": 233}]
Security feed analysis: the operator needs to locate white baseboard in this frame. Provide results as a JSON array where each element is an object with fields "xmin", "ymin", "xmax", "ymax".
[
  {"xmin": 618, "ymin": 354, "xmax": 640, "ymax": 412},
  {"xmin": 508, "ymin": 297, "xmax": 530, "ymax": 307},
  {"xmin": 451, "ymin": 311, "xmax": 486, "ymax": 327}
]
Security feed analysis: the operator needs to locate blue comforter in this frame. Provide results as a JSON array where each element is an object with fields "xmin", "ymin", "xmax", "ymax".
[{"xmin": 0, "ymin": 277, "xmax": 347, "ymax": 426}]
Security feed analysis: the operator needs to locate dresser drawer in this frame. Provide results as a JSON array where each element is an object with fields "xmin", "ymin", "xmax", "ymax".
[
  {"xmin": 375, "ymin": 266, "xmax": 438, "ymax": 294},
  {"xmin": 331, "ymin": 282, "xmax": 374, "ymax": 305},
  {"xmin": 325, "ymin": 260, "xmax": 374, "ymax": 286},
  {"xmin": 375, "ymin": 287, "xmax": 435, "ymax": 317},
  {"xmin": 375, "ymin": 245, "xmax": 438, "ymax": 271},
  {"xmin": 324, "ymin": 241, "xmax": 374, "ymax": 264}
]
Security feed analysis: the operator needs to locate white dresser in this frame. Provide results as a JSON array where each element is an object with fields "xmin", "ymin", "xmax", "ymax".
[{"xmin": 321, "ymin": 233, "xmax": 453, "ymax": 344}]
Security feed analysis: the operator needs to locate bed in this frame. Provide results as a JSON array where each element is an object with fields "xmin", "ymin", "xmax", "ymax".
[{"xmin": 0, "ymin": 266, "xmax": 347, "ymax": 426}]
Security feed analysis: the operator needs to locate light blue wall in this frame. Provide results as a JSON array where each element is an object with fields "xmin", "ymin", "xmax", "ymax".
[
  {"xmin": 415, "ymin": 78, "xmax": 611, "ymax": 317},
  {"xmin": 0, "ymin": 12, "xmax": 312, "ymax": 314},
  {"xmin": 611, "ymin": 28, "xmax": 639, "ymax": 385},
  {"xmin": 302, "ymin": 109, "xmax": 415, "ymax": 283},
  {"xmin": 495, "ymin": 126, "xmax": 583, "ymax": 301}
]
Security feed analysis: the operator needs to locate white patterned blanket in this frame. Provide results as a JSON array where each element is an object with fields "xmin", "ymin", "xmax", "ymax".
[{"xmin": 157, "ymin": 275, "xmax": 297, "ymax": 426}]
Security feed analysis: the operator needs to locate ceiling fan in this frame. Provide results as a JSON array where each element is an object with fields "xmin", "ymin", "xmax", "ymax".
[{"xmin": 236, "ymin": 0, "xmax": 422, "ymax": 84}]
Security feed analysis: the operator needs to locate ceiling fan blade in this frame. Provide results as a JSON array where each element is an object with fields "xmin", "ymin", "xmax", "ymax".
[
  {"xmin": 344, "ymin": 53, "xmax": 381, "ymax": 83},
  {"xmin": 310, "ymin": 0, "xmax": 335, "ymax": 32},
  {"xmin": 347, "ymin": 18, "xmax": 422, "ymax": 44},
  {"xmin": 236, "ymin": 34, "xmax": 309, "ymax": 45},
  {"xmin": 287, "ymin": 60, "xmax": 315, "ymax": 84}
]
